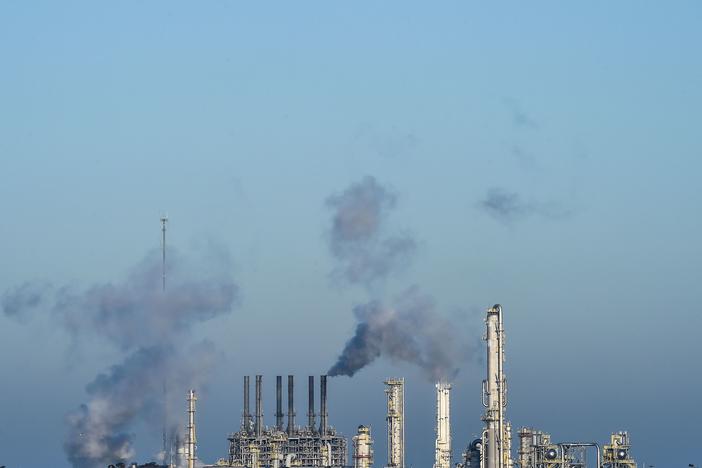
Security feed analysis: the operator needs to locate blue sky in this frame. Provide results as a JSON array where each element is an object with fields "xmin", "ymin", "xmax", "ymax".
[{"xmin": 1, "ymin": 2, "xmax": 701, "ymax": 467}]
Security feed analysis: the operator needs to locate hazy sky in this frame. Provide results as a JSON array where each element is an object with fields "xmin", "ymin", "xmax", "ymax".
[{"xmin": 1, "ymin": 2, "xmax": 701, "ymax": 467}]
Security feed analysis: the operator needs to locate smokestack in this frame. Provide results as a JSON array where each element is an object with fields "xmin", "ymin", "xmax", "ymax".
[
  {"xmin": 287, "ymin": 375, "xmax": 296, "ymax": 435},
  {"xmin": 433, "ymin": 382, "xmax": 451, "ymax": 468},
  {"xmin": 187, "ymin": 390, "xmax": 197, "ymax": 468},
  {"xmin": 255, "ymin": 375, "xmax": 263, "ymax": 437},
  {"xmin": 385, "ymin": 378, "xmax": 405, "ymax": 468},
  {"xmin": 243, "ymin": 376, "xmax": 251, "ymax": 432},
  {"xmin": 308, "ymin": 375, "xmax": 316, "ymax": 431},
  {"xmin": 319, "ymin": 375, "xmax": 328, "ymax": 436},
  {"xmin": 276, "ymin": 376, "xmax": 284, "ymax": 431}
]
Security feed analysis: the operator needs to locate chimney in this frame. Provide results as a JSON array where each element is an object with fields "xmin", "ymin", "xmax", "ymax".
[
  {"xmin": 308, "ymin": 375, "xmax": 316, "ymax": 431},
  {"xmin": 276, "ymin": 376, "xmax": 284, "ymax": 431},
  {"xmin": 255, "ymin": 375, "xmax": 263, "ymax": 436},
  {"xmin": 319, "ymin": 375, "xmax": 328, "ymax": 436},
  {"xmin": 187, "ymin": 390, "xmax": 197, "ymax": 468},
  {"xmin": 287, "ymin": 375, "xmax": 296, "ymax": 435},
  {"xmin": 242, "ymin": 376, "xmax": 251, "ymax": 432}
]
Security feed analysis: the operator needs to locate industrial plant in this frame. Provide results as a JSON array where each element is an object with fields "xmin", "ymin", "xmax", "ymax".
[{"xmin": 113, "ymin": 305, "xmax": 637, "ymax": 468}]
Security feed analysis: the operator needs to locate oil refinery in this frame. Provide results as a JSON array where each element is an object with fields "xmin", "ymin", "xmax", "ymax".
[{"xmin": 111, "ymin": 304, "xmax": 637, "ymax": 468}]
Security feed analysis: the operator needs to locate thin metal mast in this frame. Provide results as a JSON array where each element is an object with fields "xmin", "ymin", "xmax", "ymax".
[
  {"xmin": 160, "ymin": 215, "xmax": 168, "ymax": 462},
  {"xmin": 161, "ymin": 215, "xmax": 168, "ymax": 291}
]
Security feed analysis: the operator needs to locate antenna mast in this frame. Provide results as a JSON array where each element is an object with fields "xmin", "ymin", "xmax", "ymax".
[
  {"xmin": 160, "ymin": 215, "xmax": 169, "ymax": 462},
  {"xmin": 160, "ymin": 215, "xmax": 168, "ymax": 291}
]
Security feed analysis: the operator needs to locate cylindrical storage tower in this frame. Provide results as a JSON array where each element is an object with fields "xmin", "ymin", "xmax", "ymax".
[
  {"xmin": 353, "ymin": 425, "xmax": 374, "ymax": 468},
  {"xmin": 482, "ymin": 304, "xmax": 511, "ymax": 468},
  {"xmin": 187, "ymin": 390, "xmax": 197, "ymax": 468},
  {"xmin": 433, "ymin": 382, "xmax": 451, "ymax": 468},
  {"xmin": 517, "ymin": 428, "xmax": 533, "ymax": 468},
  {"xmin": 384, "ymin": 378, "xmax": 404, "ymax": 468}
]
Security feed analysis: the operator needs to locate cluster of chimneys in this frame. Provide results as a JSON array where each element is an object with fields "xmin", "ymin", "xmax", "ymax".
[{"xmin": 242, "ymin": 375, "xmax": 329, "ymax": 437}]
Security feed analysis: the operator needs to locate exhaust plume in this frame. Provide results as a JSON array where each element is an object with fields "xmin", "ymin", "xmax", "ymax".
[
  {"xmin": 1, "ymin": 280, "xmax": 51, "ymax": 322},
  {"xmin": 479, "ymin": 187, "xmax": 572, "ymax": 223},
  {"xmin": 326, "ymin": 175, "xmax": 415, "ymax": 287},
  {"xmin": 326, "ymin": 178, "xmax": 465, "ymax": 380},
  {"xmin": 328, "ymin": 287, "xmax": 462, "ymax": 381},
  {"xmin": 2, "ymin": 246, "xmax": 238, "ymax": 467}
]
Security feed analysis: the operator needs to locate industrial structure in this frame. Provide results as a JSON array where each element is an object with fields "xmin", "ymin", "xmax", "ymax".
[
  {"xmin": 384, "ymin": 378, "xmax": 404, "ymax": 468},
  {"xmin": 186, "ymin": 390, "xmax": 197, "ymax": 468},
  {"xmin": 352, "ymin": 426, "xmax": 373, "ymax": 468},
  {"xmin": 456, "ymin": 305, "xmax": 639, "ymax": 468},
  {"xmin": 112, "ymin": 303, "xmax": 642, "ymax": 468},
  {"xmin": 433, "ymin": 382, "xmax": 451, "ymax": 468},
  {"xmin": 227, "ymin": 375, "xmax": 348, "ymax": 468}
]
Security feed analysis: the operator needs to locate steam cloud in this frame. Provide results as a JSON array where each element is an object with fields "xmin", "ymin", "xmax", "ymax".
[
  {"xmin": 479, "ymin": 187, "xmax": 572, "ymax": 222},
  {"xmin": 326, "ymin": 177, "xmax": 465, "ymax": 381},
  {"xmin": 326, "ymin": 175, "xmax": 415, "ymax": 287},
  {"xmin": 2, "ymin": 247, "xmax": 238, "ymax": 468}
]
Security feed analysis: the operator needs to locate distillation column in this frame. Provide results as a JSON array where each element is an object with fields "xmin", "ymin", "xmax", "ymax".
[
  {"xmin": 384, "ymin": 378, "xmax": 405, "ymax": 468},
  {"xmin": 187, "ymin": 389, "xmax": 197, "ymax": 468},
  {"xmin": 481, "ymin": 304, "xmax": 511, "ymax": 468},
  {"xmin": 353, "ymin": 425, "xmax": 374, "ymax": 468},
  {"xmin": 434, "ymin": 382, "xmax": 452, "ymax": 468}
]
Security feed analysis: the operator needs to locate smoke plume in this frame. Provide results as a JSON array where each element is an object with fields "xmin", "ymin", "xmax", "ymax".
[
  {"xmin": 479, "ymin": 187, "xmax": 572, "ymax": 222},
  {"xmin": 328, "ymin": 287, "xmax": 462, "ymax": 381},
  {"xmin": 1, "ymin": 280, "xmax": 51, "ymax": 322},
  {"xmin": 2, "ymin": 246, "xmax": 238, "ymax": 467},
  {"xmin": 326, "ymin": 175, "xmax": 415, "ymax": 287},
  {"xmin": 326, "ymin": 177, "xmax": 466, "ymax": 381},
  {"xmin": 58, "ymin": 247, "xmax": 237, "ymax": 467}
]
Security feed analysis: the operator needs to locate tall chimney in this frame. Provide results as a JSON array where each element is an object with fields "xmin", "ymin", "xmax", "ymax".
[
  {"xmin": 308, "ymin": 375, "xmax": 316, "ymax": 431},
  {"xmin": 255, "ymin": 375, "xmax": 263, "ymax": 436},
  {"xmin": 319, "ymin": 375, "xmax": 328, "ymax": 436},
  {"xmin": 187, "ymin": 390, "xmax": 197, "ymax": 468},
  {"xmin": 243, "ymin": 376, "xmax": 251, "ymax": 432},
  {"xmin": 276, "ymin": 376, "xmax": 284, "ymax": 431},
  {"xmin": 287, "ymin": 375, "xmax": 296, "ymax": 435}
]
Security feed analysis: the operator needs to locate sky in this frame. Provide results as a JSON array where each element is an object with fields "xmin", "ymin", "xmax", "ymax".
[{"xmin": 1, "ymin": 1, "xmax": 701, "ymax": 467}]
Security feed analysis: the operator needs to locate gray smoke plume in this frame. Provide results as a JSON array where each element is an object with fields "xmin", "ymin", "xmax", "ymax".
[
  {"xmin": 65, "ymin": 342, "xmax": 221, "ymax": 468},
  {"xmin": 326, "ymin": 176, "xmax": 415, "ymax": 287},
  {"xmin": 56, "ymin": 247, "xmax": 238, "ymax": 468},
  {"xmin": 1, "ymin": 246, "xmax": 238, "ymax": 468},
  {"xmin": 325, "ymin": 178, "xmax": 466, "ymax": 380},
  {"xmin": 1, "ymin": 280, "xmax": 51, "ymax": 322},
  {"xmin": 328, "ymin": 287, "xmax": 463, "ymax": 381},
  {"xmin": 479, "ymin": 187, "xmax": 572, "ymax": 222},
  {"xmin": 54, "ymin": 248, "xmax": 236, "ymax": 351}
]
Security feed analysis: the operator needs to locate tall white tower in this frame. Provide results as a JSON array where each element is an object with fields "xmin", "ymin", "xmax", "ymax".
[
  {"xmin": 187, "ymin": 389, "xmax": 197, "ymax": 468},
  {"xmin": 384, "ymin": 378, "xmax": 405, "ymax": 468},
  {"xmin": 353, "ymin": 425, "xmax": 374, "ymax": 468},
  {"xmin": 482, "ymin": 304, "xmax": 511, "ymax": 468},
  {"xmin": 434, "ymin": 382, "xmax": 452, "ymax": 468}
]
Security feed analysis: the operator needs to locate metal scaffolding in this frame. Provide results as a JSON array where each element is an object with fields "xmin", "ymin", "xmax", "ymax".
[{"xmin": 228, "ymin": 375, "xmax": 347, "ymax": 468}]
